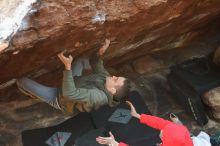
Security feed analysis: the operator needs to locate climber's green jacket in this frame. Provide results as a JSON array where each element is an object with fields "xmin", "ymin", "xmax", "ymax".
[{"xmin": 59, "ymin": 53, "xmax": 118, "ymax": 115}]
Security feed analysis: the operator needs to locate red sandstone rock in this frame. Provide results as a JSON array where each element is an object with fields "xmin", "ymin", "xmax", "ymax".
[
  {"xmin": 203, "ymin": 87, "xmax": 220, "ymax": 120},
  {"xmin": 0, "ymin": 0, "xmax": 220, "ymax": 84}
]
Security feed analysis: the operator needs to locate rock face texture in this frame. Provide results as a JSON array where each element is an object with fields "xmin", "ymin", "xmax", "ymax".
[
  {"xmin": 0, "ymin": 0, "xmax": 37, "ymax": 42},
  {"xmin": 1, "ymin": 1, "xmax": 220, "ymax": 145},
  {"xmin": 203, "ymin": 87, "xmax": 220, "ymax": 120},
  {"xmin": 0, "ymin": 0, "xmax": 220, "ymax": 85}
]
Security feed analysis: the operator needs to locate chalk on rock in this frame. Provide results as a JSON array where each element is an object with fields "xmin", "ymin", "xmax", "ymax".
[{"xmin": 92, "ymin": 11, "xmax": 106, "ymax": 24}]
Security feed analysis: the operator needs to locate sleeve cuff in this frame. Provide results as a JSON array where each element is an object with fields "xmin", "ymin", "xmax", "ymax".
[
  {"xmin": 63, "ymin": 70, "xmax": 72, "ymax": 76},
  {"xmin": 63, "ymin": 70, "xmax": 73, "ymax": 82}
]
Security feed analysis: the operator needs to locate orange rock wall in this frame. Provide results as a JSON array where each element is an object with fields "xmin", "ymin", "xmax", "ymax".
[{"xmin": 0, "ymin": 0, "xmax": 220, "ymax": 83}]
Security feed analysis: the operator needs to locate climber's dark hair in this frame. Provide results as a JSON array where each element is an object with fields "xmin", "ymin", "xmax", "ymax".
[{"xmin": 113, "ymin": 78, "xmax": 131, "ymax": 101}]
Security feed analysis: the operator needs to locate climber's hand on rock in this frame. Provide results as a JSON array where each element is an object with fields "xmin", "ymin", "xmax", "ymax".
[
  {"xmin": 99, "ymin": 39, "xmax": 110, "ymax": 56},
  {"xmin": 57, "ymin": 51, "xmax": 73, "ymax": 70}
]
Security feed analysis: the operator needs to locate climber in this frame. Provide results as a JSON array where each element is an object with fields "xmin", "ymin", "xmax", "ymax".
[{"xmin": 17, "ymin": 39, "xmax": 130, "ymax": 115}]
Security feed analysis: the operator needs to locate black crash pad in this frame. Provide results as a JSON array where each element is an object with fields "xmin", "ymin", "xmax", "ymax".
[
  {"xmin": 169, "ymin": 57, "xmax": 220, "ymax": 94},
  {"xmin": 167, "ymin": 57, "xmax": 220, "ymax": 125},
  {"xmin": 129, "ymin": 135, "xmax": 161, "ymax": 146},
  {"xmin": 22, "ymin": 113, "xmax": 95, "ymax": 146},
  {"xmin": 75, "ymin": 127, "xmax": 107, "ymax": 146},
  {"xmin": 22, "ymin": 91, "xmax": 161, "ymax": 146},
  {"xmin": 91, "ymin": 91, "xmax": 160, "ymax": 146}
]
